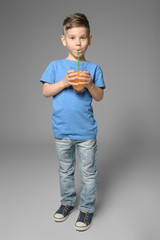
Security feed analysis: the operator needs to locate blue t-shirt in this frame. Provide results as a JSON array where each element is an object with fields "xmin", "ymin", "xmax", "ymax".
[{"xmin": 40, "ymin": 59, "xmax": 106, "ymax": 140}]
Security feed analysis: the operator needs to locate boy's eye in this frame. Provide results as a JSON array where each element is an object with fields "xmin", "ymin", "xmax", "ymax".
[
  {"xmin": 81, "ymin": 36, "xmax": 86, "ymax": 40},
  {"xmin": 70, "ymin": 37, "xmax": 75, "ymax": 39}
]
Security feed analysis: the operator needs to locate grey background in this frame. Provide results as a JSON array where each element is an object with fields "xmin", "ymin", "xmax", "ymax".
[{"xmin": 0, "ymin": 0, "xmax": 160, "ymax": 239}]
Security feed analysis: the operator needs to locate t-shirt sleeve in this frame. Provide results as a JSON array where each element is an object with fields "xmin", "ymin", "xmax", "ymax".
[
  {"xmin": 94, "ymin": 65, "xmax": 106, "ymax": 89},
  {"xmin": 40, "ymin": 62, "xmax": 55, "ymax": 84}
]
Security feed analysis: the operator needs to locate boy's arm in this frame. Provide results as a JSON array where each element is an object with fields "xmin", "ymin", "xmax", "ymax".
[
  {"xmin": 42, "ymin": 70, "xmax": 78, "ymax": 98},
  {"xmin": 79, "ymin": 72, "xmax": 104, "ymax": 102},
  {"xmin": 87, "ymin": 84, "xmax": 104, "ymax": 102},
  {"xmin": 43, "ymin": 81, "xmax": 66, "ymax": 98}
]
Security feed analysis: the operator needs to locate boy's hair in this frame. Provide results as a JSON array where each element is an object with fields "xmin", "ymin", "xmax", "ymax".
[{"xmin": 62, "ymin": 13, "xmax": 90, "ymax": 36}]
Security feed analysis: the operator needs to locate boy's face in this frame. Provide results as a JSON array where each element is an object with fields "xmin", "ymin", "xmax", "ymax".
[{"xmin": 61, "ymin": 27, "xmax": 92, "ymax": 61}]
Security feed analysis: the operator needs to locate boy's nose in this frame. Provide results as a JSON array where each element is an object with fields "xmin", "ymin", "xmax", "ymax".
[{"xmin": 76, "ymin": 39, "xmax": 81, "ymax": 45}]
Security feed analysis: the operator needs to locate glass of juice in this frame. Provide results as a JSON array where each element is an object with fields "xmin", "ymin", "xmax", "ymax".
[{"xmin": 70, "ymin": 66, "xmax": 87, "ymax": 93}]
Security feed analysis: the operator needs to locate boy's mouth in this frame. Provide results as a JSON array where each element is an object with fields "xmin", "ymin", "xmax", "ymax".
[{"xmin": 76, "ymin": 50, "xmax": 82, "ymax": 54}]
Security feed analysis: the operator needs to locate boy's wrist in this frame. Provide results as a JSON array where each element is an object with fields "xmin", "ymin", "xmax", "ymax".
[
  {"xmin": 61, "ymin": 79, "xmax": 68, "ymax": 88},
  {"xmin": 86, "ymin": 82, "xmax": 94, "ymax": 90}
]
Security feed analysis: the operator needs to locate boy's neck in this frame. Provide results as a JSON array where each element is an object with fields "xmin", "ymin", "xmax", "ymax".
[
  {"xmin": 66, "ymin": 52, "xmax": 86, "ymax": 62},
  {"xmin": 66, "ymin": 56, "xmax": 86, "ymax": 62}
]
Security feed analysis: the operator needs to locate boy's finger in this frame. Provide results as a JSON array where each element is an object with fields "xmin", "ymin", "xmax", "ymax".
[
  {"xmin": 69, "ymin": 75, "xmax": 78, "ymax": 80},
  {"xmin": 77, "ymin": 77, "xmax": 89, "ymax": 82},
  {"xmin": 69, "ymin": 81, "xmax": 79, "ymax": 85},
  {"xmin": 68, "ymin": 72, "xmax": 77, "ymax": 77},
  {"xmin": 79, "ymin": 71, "xmax": 90, "ymax": 76},
  {"xmin": 67, "ymin": 70, "xmax": 75, "ymax": 73},
  {"xmin": 79, "ymin": 81, "xmax": 88, "ymax": 85}
]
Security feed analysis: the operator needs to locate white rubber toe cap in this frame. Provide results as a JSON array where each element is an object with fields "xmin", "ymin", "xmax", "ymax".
[
  {"xmin": 54, "ymin": 213, "xmax": 64, "ymax": 219},
  {"xmin": 75, "ymin": 222, "xmax": 86, "ymax": 227},
  {"xmin": 75, "ymin": 221, "xmax": 91, "ymax": 231}
]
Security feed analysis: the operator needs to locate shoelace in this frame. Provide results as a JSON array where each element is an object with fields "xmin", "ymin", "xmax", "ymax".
[{"xmin": 78, "ymin": 212, "xmax": 89, "ymax": 222}]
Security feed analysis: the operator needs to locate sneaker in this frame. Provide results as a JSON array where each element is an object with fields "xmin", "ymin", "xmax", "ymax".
[
  {"xmin": 53, "ymin": 204, "xmax": 74, "ymax": 222},
  {"xmin": 75, "ymin": 211, "xmax": 93, "ymax": 231}
]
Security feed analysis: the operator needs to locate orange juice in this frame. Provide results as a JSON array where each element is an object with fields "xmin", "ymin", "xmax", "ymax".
[{"xmin": 72, "ymin": 71, "xmax": 86, "ymax": 92}]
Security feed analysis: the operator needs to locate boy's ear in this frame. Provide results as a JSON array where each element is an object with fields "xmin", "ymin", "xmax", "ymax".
[
  {"xmin": 61, "ymin": 35, "xmax": 66, "ymax": 46},
  {"xmin": 88, "ymin": 35, "xmax": 92, "ymax": 46}
]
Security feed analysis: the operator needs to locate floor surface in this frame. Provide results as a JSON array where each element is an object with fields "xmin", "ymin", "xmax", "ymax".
[{"xmin": 0, "ymin": 139, "xmax": 159, "ymax": 240}]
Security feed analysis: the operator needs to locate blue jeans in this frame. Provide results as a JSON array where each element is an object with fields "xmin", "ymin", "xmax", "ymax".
[{"xmin": 54, "ymin": 138, "xmax": 97, "ymax": 213}]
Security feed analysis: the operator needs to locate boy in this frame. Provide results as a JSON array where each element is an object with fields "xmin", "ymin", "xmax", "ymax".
[{"xmin": 40, "ymin": 13, "xmax": 105, "ymax": 231}]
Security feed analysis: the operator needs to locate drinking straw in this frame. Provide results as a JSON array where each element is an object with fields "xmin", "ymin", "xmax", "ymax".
[{"xmin": 77, "ymin": 51, "xmax": 80, "ymax": 72}]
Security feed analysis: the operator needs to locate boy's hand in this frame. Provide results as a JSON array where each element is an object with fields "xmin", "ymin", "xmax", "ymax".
[
  {"xmin": 63, "ymin": 70, "xmax": 79, "ymax": 88},
  {"xmin": 78, "ymin": 71, "xmax": 93, "ymax": 89},
  {"xmin": 62, "ymin": 70, "xmax": 93, "ymax": 89}
]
